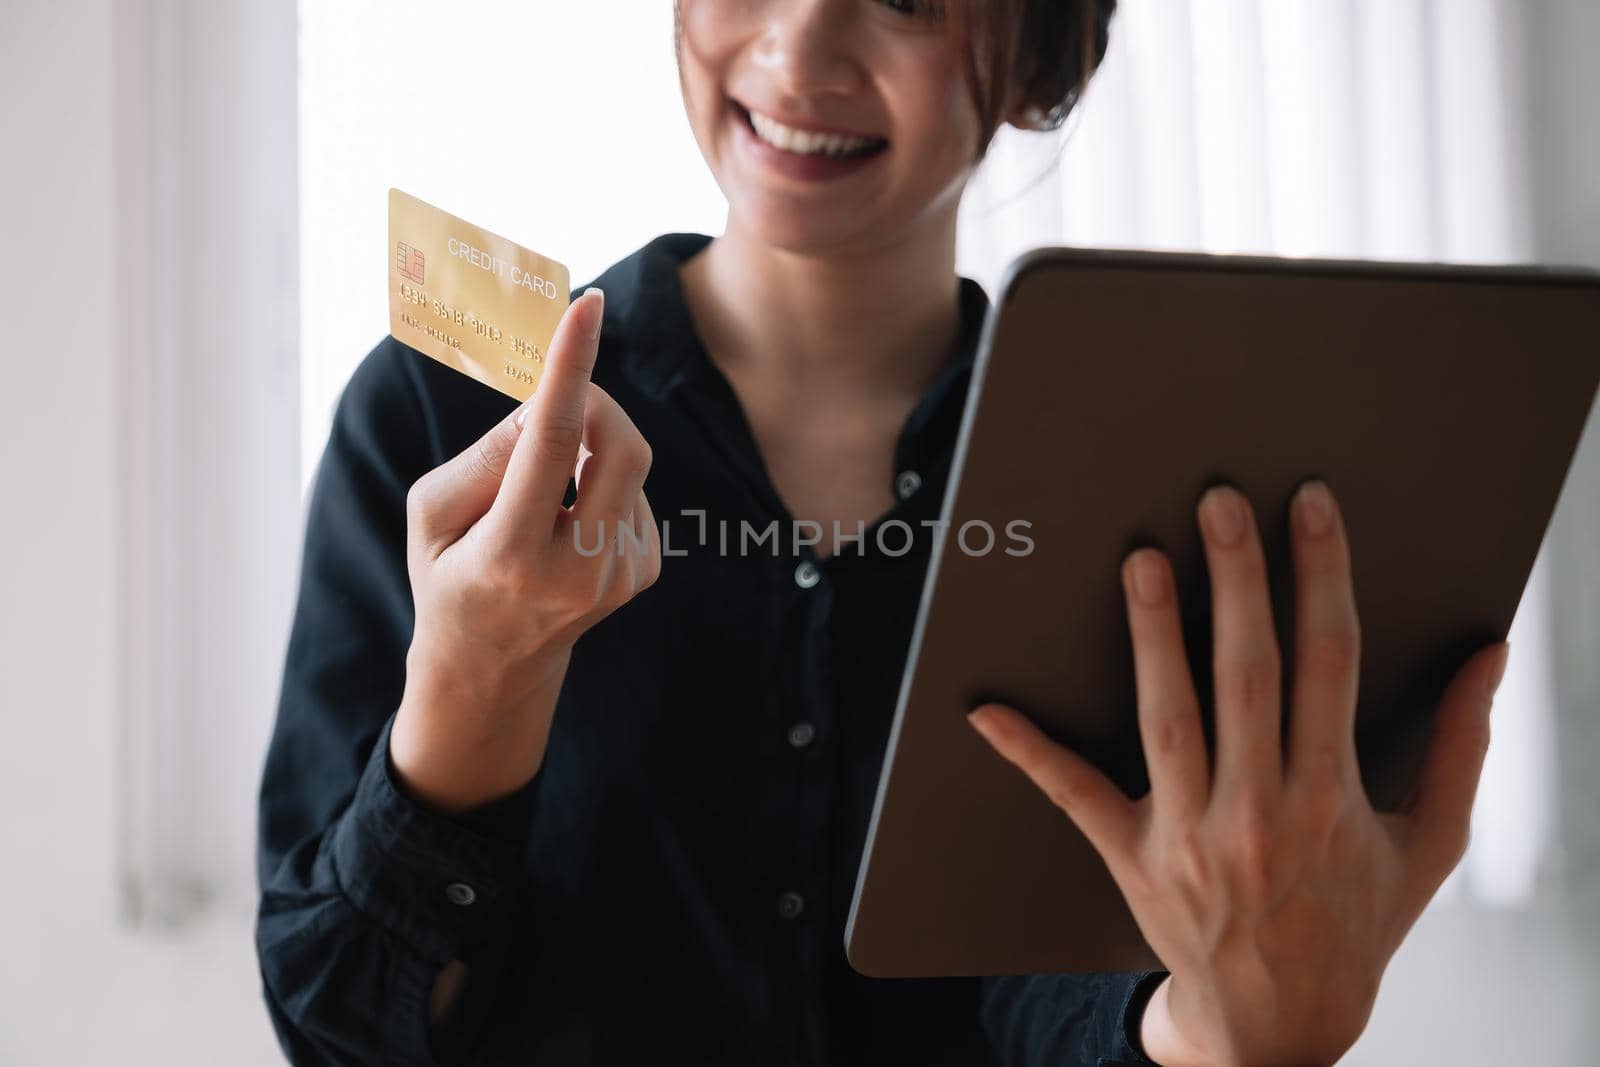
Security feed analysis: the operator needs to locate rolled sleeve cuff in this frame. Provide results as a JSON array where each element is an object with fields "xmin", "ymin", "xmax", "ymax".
[
  {"xmin": 1104, "ymin": 969, "xmax": 1171, "ymax": 1066},
  {"xmin": 330, "ymin": 712, "xmax": 539, "ymax": 964}
]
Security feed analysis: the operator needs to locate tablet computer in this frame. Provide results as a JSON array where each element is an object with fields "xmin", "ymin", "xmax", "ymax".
[{"xmin": 845, "ymin": 247, "xmax": 1600, "ymax": 978}]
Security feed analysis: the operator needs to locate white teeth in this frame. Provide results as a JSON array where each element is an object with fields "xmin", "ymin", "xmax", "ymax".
[{"xmin": 748, "ymin": 109, "xmax": 880, "ymax": 159}]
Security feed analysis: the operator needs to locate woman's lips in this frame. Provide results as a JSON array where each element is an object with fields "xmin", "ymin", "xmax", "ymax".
[{"xmin": 731, "ymin": 101, "xmax": 889, "ymax": 183}]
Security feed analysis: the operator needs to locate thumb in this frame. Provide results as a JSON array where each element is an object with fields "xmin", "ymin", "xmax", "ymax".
[
  {"xmin": 406, "ymin": 401, "xmax": 530, "ymax": 556},
  {"xmin": 967, "ymin": 704, "xmax": 1140, "ymax": 881},
  {"xmin": 1400, "ymin": 641, "xmax": 1510, "ymax": 886}
]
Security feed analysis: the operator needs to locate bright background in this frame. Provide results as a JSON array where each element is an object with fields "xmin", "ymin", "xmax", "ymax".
[{"xmin": 4, "ymin": 1, "xmax": 1599, "ymax": 1064}]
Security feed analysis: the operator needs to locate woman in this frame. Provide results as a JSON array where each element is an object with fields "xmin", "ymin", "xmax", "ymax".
[{"xmin": 256, "ymin": 2, "xmax": 1510, "ymax": 1064}]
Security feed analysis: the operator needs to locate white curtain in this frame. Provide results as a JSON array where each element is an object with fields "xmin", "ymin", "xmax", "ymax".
[
  {"xmin": 957, "ymin": 0, "xmax": 1552, "ymax": 908},
  {"xmin": 957, "ymin": 0, "xmax": 1532, "ymax": 274}
]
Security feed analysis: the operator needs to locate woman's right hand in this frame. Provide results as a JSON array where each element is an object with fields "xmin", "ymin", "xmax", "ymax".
[{"xmin": 389, "ymin": 289, "xmax": 660, "ymax": 815}]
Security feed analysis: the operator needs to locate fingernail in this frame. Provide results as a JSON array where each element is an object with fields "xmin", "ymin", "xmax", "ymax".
[
  {"xmin": 1199, "ymin": 485, "xmax": 1246, "ymax": 546},
  {"xmin": 513, "ymin": 399, "xmax": 533, "ymax": 429},
  {"xmin": 1126, "ymin": 549, "xmax": 1168, "ymax": 606},
  {"xmin": 1294, "ymin": 480, "xmax": 1335, "ymax": 537},
  {"xmin": 583, "ymin": 287, "xmax": 605, "ymax": 341},
  {"xmin": 1486, "ymin": 641, "xmax": 1511, "ymax": 700},
  {"xmin": 967, "ymin": 706, "xmax": 997, "ymax": 735}
]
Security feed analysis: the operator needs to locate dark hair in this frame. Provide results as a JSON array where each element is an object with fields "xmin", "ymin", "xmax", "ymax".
[{"xmin": 951, "ymin": 0, "xmax": 1118, "ymax": 156}]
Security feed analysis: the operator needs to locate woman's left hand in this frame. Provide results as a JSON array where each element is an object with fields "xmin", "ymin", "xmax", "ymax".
[{"xmin": 968, "ymin": 481, "xmax": 1510, "ymax": 1067}]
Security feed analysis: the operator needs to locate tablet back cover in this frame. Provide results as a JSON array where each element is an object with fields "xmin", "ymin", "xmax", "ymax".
[{"xmin": 846, "ymin": 249, "xmax": 1600, "ymax": 978}]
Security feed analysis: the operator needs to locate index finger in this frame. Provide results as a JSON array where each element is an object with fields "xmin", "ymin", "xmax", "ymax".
[{"xmin": 495, "ymin": 288, "xmax": 606, "ymax": 534}]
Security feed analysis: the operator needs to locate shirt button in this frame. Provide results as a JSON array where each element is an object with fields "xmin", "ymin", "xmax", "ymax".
[
  {"xmin": 444, "ymin": 882, "xmax": 477, "ymax": 907},
  {"xmin": 786, "ymin": 721, "xmax": 817, "ymax": 749},
  {"xmin": 793, "ymin": 560, "xmax": 821, "ymax": 589},
  {"xmin": 776, "ymin": 891, "xmax": 806, "ymax": 920},
  {"xmin": 895, "ymin": 469, "xmax": 923, "ymax": 500}
]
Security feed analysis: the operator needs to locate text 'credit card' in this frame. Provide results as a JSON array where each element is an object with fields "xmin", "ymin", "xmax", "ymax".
[{"xmin": 387, "ymin": 188, "xmax": 571, "ymax": 402}]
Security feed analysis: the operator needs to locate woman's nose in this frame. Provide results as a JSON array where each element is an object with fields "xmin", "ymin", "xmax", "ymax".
[{"xmin": 752, "ymin": 0, "xmax": 865, "ymax": 100}]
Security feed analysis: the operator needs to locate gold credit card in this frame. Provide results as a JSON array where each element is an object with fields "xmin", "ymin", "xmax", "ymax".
[{"xmin": 387, "ymin": 188, "xmax": 571, "ymax": 402}]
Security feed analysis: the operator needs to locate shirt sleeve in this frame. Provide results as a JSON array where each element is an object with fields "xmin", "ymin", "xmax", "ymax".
[
  {"xmin": 980, "ymin": 970, "xmax": 1171, "ymax": 1067},
  {"xmin": 254, "ymin": 337, "xmax": 539, "ymax": 1067}
]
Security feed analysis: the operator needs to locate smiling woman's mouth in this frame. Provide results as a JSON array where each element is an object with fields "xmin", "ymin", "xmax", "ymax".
[{"xmin": 734, "ymin": 102, "xmax": 889, "ymax": 161}]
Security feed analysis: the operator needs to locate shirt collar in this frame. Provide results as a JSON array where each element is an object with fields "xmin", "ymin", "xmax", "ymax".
[{"xmin": 597, "ymin": 232, "xmax": 714, "ymax": 401}]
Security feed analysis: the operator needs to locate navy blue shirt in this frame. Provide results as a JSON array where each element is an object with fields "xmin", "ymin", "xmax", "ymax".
[{"xmin": 255, "ymin": 232, "xmax": 1168, "ymax": 1066}]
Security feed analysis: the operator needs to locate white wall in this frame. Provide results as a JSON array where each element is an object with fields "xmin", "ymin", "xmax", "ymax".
[
  {"xmin": 0, "ymin": 0, "xmax": 121, "ymax": 1035},
  {"xmin": 0, "ymin": 1, "xmax": 289, "ymax": 1063}
]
